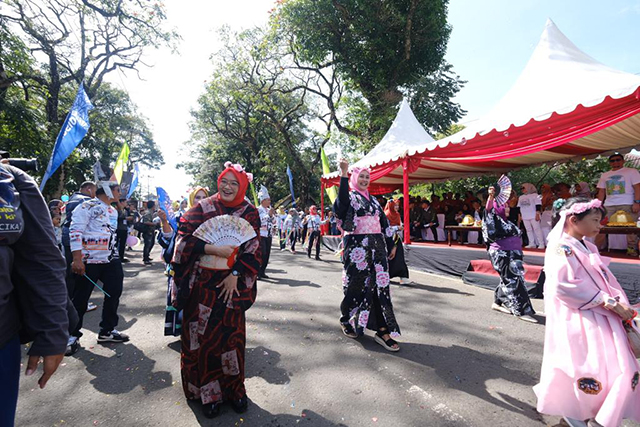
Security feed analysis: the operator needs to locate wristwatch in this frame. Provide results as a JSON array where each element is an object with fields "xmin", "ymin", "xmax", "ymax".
[
  {"xmin": 634, "ymin": 200, "xmax": 640, "ymax": 204},
  {"xmin": 603, "ymin": 297, "xmax": 618, "ymax": 310},
  {"xmin": 231, "ymin": 270, "xmax": 240, "ymax": 277}
]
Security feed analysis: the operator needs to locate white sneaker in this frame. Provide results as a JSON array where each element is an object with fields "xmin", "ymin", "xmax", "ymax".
[
  {"xmin": 518, "ymin": 314, "xmax": 539, "ymax": 324},
  {"xmin": 491, "ymin": 303, "xmax": 512, "ymax": 315},
  {"xmin": 525, "ymin": 245, "xmax": 536, "ymax": 249},
  {"xmin": 400, "ymin": 277, "xmax": 411, "ymax": 285}
]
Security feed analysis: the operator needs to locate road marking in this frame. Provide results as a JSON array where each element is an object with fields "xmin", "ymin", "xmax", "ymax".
[{"xmin": 407, "ymin": 385, "xmax": 468, "ymax": 425}]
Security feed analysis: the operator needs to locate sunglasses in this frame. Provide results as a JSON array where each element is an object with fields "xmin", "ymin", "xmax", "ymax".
[{"xmin": 609, "ymin": 158, "xmax": 623, "ymax": 163}]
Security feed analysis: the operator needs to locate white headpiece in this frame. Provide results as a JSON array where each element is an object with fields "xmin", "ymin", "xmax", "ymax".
[
  {"xmin": 97, "ymin": 180, "xmax": 119, "ymax": 199},
  {"xmin": 258, "ymin": 185, "xmax": 270, "ymax": 202},
  {"xmin": 545, "ymin": 198, "xmax": 603, "ymax": 252}
]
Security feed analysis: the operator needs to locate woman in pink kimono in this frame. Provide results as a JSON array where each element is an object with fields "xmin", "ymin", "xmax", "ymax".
[{"xmin": 534, "ymin": 197, "xmax": 639, "ymax": 427}]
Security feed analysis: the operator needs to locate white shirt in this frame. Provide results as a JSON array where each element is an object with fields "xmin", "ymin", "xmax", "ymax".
[
  {"xmin": 597, "ymin": 167, "xmax": 640, "ymax": 206},
  {"xmin": 517, "ymin": 193, "xmax": 541, "ymax": 220},
  {"xmin": 258, "ymin": 206, "xmax": 273, "ymax": 237},
  {"xmin": 306, "ymin": 214, "xmax": 323, "ymax": 231},
  {"xmin": 69, "ymin": 198, "xmax": 118, "ymax": 264}
]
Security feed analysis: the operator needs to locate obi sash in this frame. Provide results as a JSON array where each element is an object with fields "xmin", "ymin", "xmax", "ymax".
[{"xmin": 346, "ymin": 214, "xmax": 381, "ymax": 235}]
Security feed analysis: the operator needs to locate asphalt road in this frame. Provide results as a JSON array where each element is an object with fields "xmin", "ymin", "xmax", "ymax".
[{"xmin": 15, "ymin": 241, "xmax": 640, "ymax": 427}]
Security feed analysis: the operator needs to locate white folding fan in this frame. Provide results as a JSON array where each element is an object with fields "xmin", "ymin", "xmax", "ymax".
[
  {"xmin": 193, "ymin": 215, "xmax": 256, "ymax": 270},
  {"xmin": 495, "ymin": 175, "xmax": 512, "ymax": 206}
]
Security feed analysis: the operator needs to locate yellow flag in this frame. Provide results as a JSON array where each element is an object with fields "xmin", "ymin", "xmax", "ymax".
[
  {"xmin": 321, "ymin": 147, "xmax": 337, "ymax": 203},
  {"xmin": 113, "ymin": 142, "xmax": 130, "ymax": 184}
]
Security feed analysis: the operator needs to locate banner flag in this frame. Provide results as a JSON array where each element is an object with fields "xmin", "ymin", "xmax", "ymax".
[
  {"xmin": 113, "ymin": 142, "xmax": 130, "ymax": 184},
  {"xmin": 321, "ymin": 147, "xmax": 337, "ymax": 203},
  {"xmin": 92, "ymin": 160, "xmax": 107, "ymax": 181},
  {"xmin": 249, "ymin": 181, "xmax": 259, "ymax": 206},
  {"xmin": 40, "ymin": 83, "xmax": 93, "ymax": 190},
  {"xmin": 126, "ymin": 163, "xmax": 140, "ymax": 199},
  {"xmin": 286, "ymin": 165, "xmax": 296, "ymax": 207},
  {"xmin": 156, "ymin": 186, "xmax": 178, "ymax": 230}
]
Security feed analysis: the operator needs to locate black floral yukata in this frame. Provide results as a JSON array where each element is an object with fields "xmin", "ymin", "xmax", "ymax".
[{"xmin": 334, "ymin": 177, "xmax": 401, "ymax": 338}]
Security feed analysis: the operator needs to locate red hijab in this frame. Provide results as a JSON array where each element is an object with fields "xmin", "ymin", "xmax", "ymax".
[
  {"xmin": 384, "ymin": 200, "xmax": 402, "ymax": 226},
  {"xmin": 309, "ymin": 205, "xmax": 318, "ymax": 215},
  {"xmin": 216, "ymin": 161, "xmax": 253, "ymax": 208}
]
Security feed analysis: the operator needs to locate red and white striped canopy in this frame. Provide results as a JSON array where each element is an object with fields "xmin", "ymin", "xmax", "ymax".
[{"xmin": 322, "ymin": 19, "xmax": 640, "ymax": 194}]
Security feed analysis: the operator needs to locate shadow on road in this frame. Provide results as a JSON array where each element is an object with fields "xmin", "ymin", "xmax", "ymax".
[
  {"xmin": 186, "ymin": 399, "xmax": 347, "ymax": 426},
  {"xmin": 71, "ymin": 342, "xmax": 173, "ymax": 395},
  {"xmin": 246, "ymin": 346, "xmax": 291, "ymax": 385},
  {"xmin": 275, "ymin": 278, "xmax": 321, "ymax": 288},
  {"xmin": 353, "ymin": 337, "xmax": 544, "ymax": 424},
  {"xmin": 393, "ymin": 281, "xmax": 475, "ymax": 296}
]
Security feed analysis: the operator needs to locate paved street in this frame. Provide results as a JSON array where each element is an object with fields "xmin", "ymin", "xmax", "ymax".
[{"xmin": 15, "ymin": 242, "xmax": 639, "ymax": 427}]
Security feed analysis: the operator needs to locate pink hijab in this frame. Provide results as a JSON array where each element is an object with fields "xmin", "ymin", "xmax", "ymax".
[{"xmin": 349, "ymin": 167, "xmax": 371, "ymax": 199}]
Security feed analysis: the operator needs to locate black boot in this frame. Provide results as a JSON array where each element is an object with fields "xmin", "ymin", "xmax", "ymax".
[
  {"xmin": 202, "ymin": 401, "xmax": 223, "ymax": 418},
  {"xmin": 231, "ymin": 395, "xmax": 248, "ymax": 414}
]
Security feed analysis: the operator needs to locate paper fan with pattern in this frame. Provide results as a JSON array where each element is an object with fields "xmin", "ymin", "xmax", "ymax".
[
  {"xmin": 193, "ymin": 215, "xmax": 256, "ymax": 246},
  {"xmin": 495, "ymin": 175, "xmax": 512, "ymax": 206}
]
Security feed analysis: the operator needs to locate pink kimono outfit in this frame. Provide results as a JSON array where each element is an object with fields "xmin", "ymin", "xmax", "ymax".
[{"xmin": 534, "ymin": 235, "xmax": 640, "ymax": 426}]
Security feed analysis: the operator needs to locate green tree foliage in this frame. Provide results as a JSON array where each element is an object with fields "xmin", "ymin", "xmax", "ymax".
[
  {"xmin": 0, "ymin": 0, "xmax": 176, "ymax": 196},
  {"xmin": 183, "ymin": 27, "xmax": 330, "ymax": 205},
  {"xmin": 274, "ymin": 0, "xmax": 466, "ymax": 145}
]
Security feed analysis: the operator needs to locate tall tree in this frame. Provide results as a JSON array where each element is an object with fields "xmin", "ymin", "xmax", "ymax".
[
  {"xmin": 0, "ymin": 0, "xmax": 176, "ymax": 195},
  {"xmin": 274, "ymin": 0, "xmax": 466, "ymax": 145},
  {"xmin": 184, "ymin": 28, "xmax": 331, "ymax": 205}
]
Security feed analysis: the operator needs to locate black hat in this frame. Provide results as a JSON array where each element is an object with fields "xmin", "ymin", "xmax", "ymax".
[{"xmin": 608, "ymin": 152, "xmax": 624, "ymax": 160}]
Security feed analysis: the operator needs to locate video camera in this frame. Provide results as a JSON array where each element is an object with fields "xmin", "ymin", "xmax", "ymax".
[{"xmin": 0, "ymin": 150, "xmax": 39, "ymax": 172}]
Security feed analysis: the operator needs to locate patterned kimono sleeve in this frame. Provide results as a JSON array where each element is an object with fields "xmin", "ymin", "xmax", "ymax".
[
  {"xmin": 550, "ymin": 249, "xmax": 611, "ymax": 310},
  {"xmin": 231, "ymin": 204, "xmax": 262, "ymax": 290},
  {"xmin": 379, "ymin": 208, "xmax": 396, "ymax": 252}
]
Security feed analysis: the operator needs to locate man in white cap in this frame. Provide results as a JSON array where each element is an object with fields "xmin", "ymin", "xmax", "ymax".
[{"xmin": 257, "ymin": 185, "xmax": 274, "ymax": 279}]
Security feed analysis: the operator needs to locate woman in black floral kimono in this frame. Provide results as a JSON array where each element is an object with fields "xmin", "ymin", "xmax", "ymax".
[{"xmin": 334, "ymin": 159, "xmax": 401, "ymax": 351}]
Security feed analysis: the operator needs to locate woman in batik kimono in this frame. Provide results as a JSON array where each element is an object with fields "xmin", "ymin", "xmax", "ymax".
[
  {"xmin": 334, "ymin": 158, "xmax": 400, "ymax": 352},
  {"xmin": 484, "ymin": 186, "xmax": 537, "ymax": 323},
  {"xmin": 534, "ymin": 197, "xmax": 639, "ymax": 427},
  {"xmin": 172, "ymin": 162, "xmax": 261, "ymax": 418},
  {"xmin": 384, "ymin": 200, "xmax": 410, "ymax": 285}
]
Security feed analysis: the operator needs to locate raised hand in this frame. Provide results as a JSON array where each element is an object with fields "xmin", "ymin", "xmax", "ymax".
[{"xmin": 339, "ymin": 158, "xmax": 349, "ymax": 177}]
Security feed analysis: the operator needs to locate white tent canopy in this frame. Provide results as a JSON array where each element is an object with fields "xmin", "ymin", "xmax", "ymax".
[
  {"xmin": 325, "ymin": 99, "xmax": 434, "ymax": 178},
  {"xmin": 428, "ymin": 18, "xmax": 640, "ymax": 152},
  {"xmin": 323, "ymin": 19, "xmax": 640, "ymax": 188}
]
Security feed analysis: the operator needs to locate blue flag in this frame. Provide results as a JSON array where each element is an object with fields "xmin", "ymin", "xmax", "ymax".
[
  {"xmin": 40, "ymin": 83, "xmax": 93, "ymax": 190},
  {"xmin": 156, "ymin": 186, "xmax": 178, "ymax": 230},
  {"xmin": 127, "ymin": 163, "xmax": 140, "ymax": 199},
  {"xmin": 286, "ymin": 165, "xmax": 296, "ymax": 207}
]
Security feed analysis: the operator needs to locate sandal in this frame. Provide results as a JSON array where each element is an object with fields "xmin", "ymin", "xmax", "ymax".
[
  {"xmin": 374, "ymin": 331, "xmax": 400, "ymax": 352},
  {"xmin": 341, "ymin": 323, "xmax": 358, "ymax": 339}
]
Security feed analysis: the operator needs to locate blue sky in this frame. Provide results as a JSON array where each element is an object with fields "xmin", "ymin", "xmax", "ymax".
[{"xmin": 445, "ymin": 0, "xmax": 640, "ymax": 122}]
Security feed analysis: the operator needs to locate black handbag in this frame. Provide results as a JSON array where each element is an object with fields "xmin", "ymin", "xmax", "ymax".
[{"xmin": 482, "ymin": 209, "xmax": 521, "ymax": 244}]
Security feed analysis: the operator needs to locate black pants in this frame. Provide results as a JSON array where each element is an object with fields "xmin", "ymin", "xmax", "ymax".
[
  {"xmin": 301, "ymin": 225, "xmax": 308, "ymax": 244},
  {"xmin": 142, "ymin": 231, "xmax": 155, "ymax": 262},
  {"xmin": 425, "ymin": 225, "xmax": 438, "ymax": 242},
  {"xmin": 259, "ymin": 235, "xmax": 272, "ymax": 276},
  {"xmin": 71, "ymin": 259, "xmax": 124, "ymax": 337},
  {"xmin": 307, "ymin": 230, "xmax": 321, "ymax": 259},
  {"xmin": 116, "ymin": 229, "xmax": 127, "ymax": 259},
  {"xmin": 290, "ymin": 231, "xmax": 297, "ymax": 251},
  {"xmin": 63, "ymin": 244, "xmax": 75, "ymax": 295}
]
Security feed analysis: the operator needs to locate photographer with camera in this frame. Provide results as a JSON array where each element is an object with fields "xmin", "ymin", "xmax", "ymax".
[{"xmin": 0, "ymin": 160, "xmax": 70, "ymax": 427}]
